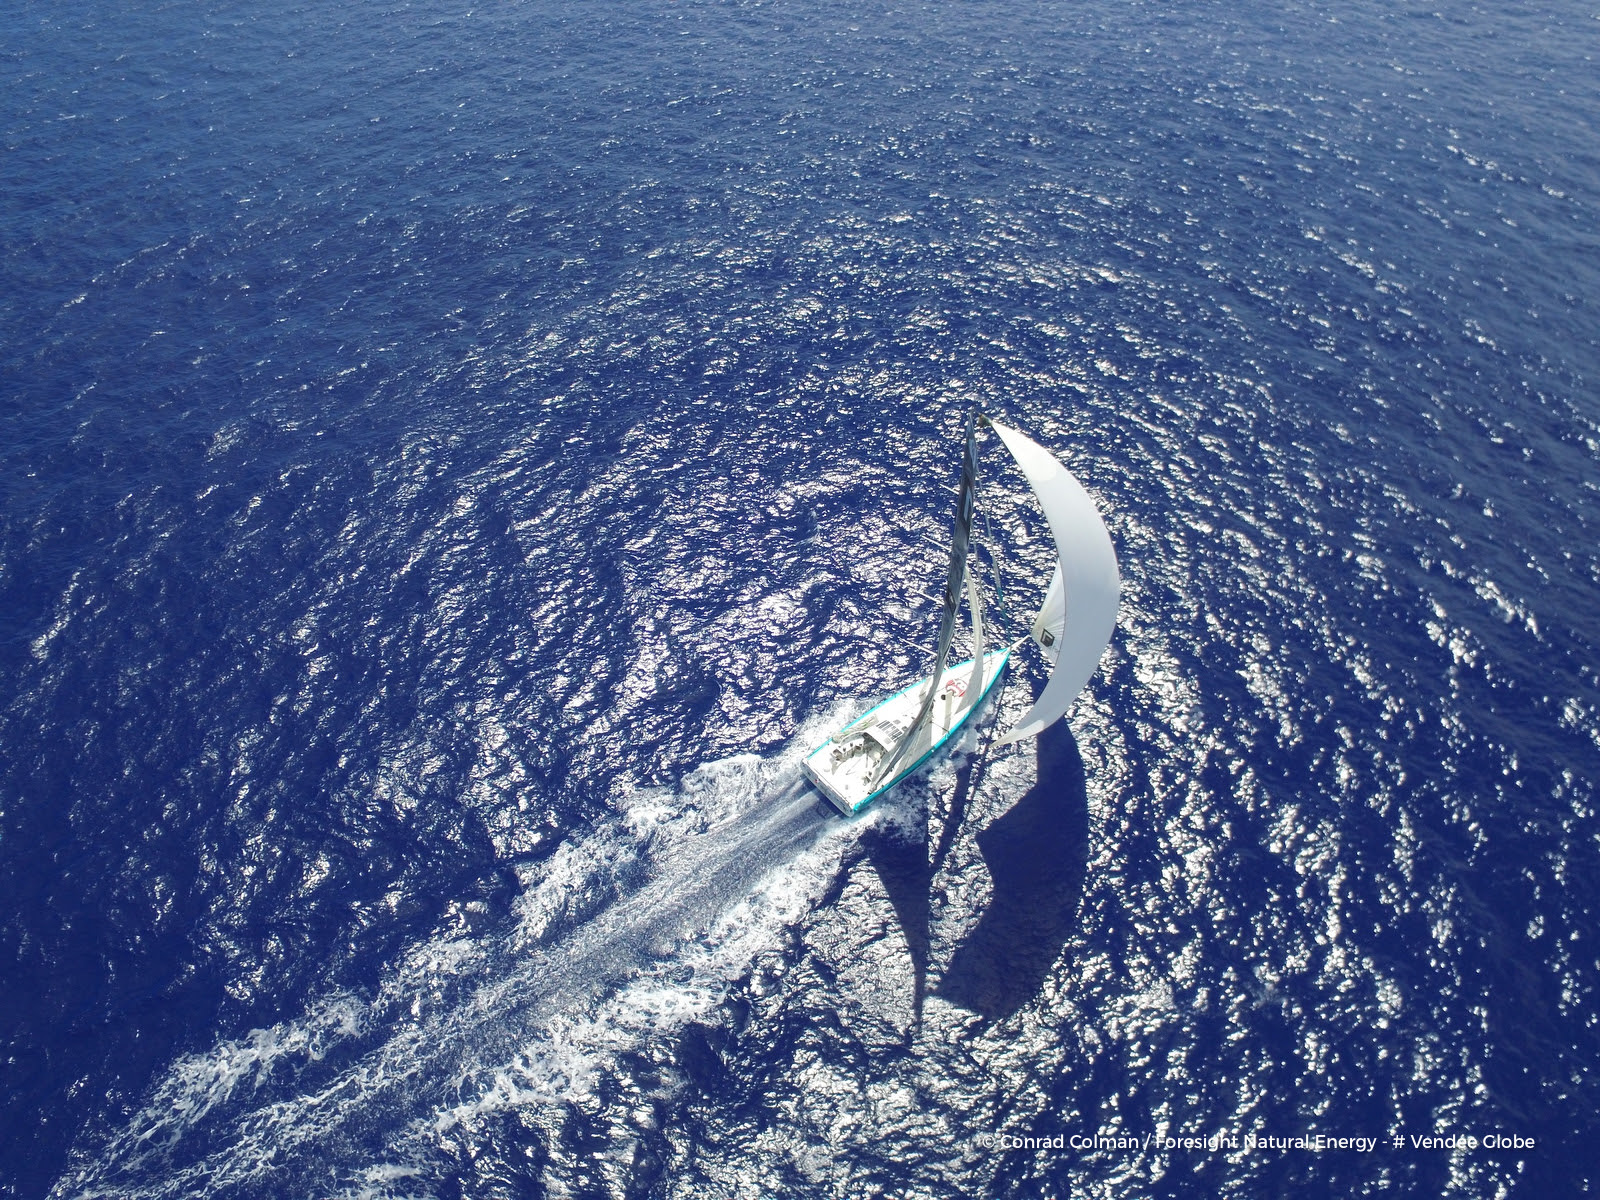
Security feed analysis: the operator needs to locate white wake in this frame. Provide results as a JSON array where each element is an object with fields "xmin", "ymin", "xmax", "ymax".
[{"xmin": 52, "ymin": 729, "xmax": 859, "ymax": 1200}]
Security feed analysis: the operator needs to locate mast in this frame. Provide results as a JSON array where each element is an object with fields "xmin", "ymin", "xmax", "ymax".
[{"xmin": 869, "ymin": 411, "xmax": 981, "ymax": 791}]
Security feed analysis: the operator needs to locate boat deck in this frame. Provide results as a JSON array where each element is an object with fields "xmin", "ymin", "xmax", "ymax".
[{"xmin": 802, "ymin": 649, "xmax": 1010, "ymax": 815}]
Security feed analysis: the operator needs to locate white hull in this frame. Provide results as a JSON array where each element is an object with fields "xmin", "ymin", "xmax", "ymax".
[{"xmin": 802, "ymin": 649, "xmax": 1010, "ymax": 815}]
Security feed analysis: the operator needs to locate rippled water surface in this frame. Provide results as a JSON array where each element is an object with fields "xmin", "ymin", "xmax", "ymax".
[{"xmin": 4, "ymin": 1, "xmax": 1598, "ymax": 1196}]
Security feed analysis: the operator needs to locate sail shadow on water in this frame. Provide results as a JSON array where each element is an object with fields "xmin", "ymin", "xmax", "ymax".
[
  {"xmin": 936, "ymin": 720, "xmax": 1089, "ymax": 1023},
  {"xmin": 855, "ymin": 813, "xmax": 933, "ymax": 1026},
  {"xmin": 851, "ymin": 706, "xmax": 1018, "ymax": 1025}
]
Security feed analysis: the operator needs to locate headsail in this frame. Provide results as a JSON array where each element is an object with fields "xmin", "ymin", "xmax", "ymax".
[
  {"xmin": 869, "ymin": 412, "xmax": 980, "ymax": 790},
  {"xmin": 988, "ymin": 420, "xmax": 1120, "ymax": 745}
]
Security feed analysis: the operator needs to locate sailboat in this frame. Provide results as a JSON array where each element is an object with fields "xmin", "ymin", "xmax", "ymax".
[{"xmin": 801, "ymin": 413, "xmax": 1120, "ymax": 816}]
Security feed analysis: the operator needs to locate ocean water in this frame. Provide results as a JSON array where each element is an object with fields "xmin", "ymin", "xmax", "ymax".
[{"xmin": 3, "ymin": 0, "xmax": 1597, "ymax": 1196}]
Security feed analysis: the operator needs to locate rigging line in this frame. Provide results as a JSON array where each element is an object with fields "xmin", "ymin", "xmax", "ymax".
[
  {"xmin": 975, "ymin": 500, "xmax": 1019, "ymax": 630},
  {"xmin": 888, "ymin": 632, "xmax": 936, "ymax": 658}
]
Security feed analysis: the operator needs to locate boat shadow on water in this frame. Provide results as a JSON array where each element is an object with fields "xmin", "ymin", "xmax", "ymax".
[{"xmin": 861, "ymin": 718, "xmax": 1090, "ymax": 1025}]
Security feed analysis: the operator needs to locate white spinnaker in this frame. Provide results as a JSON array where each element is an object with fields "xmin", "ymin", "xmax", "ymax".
[
  {"xmin": 1030, "ymin": 563, "xmax": 1065, "ymax": 665},
  {"xmin": 990, "ymin": 421, "xmax": 1120, "ymax": 745}
]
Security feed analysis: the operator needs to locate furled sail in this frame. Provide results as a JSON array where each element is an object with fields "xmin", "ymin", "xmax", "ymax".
[
  {"xmin": 964, "ymin": 565, "xmax": 986, "ymax": 698},
  {"xmin": 988, "ymin": 420, "xmax": 1120, "ymax": 745},
  {"xmin": 869, "ymin": 412, "xmax": 980, "ymax": 789}
]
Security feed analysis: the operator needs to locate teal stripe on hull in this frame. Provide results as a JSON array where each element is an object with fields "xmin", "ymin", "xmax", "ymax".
[{"xmin": 805, "ymin": 648, "xmax": 1011, "ymax": 816}]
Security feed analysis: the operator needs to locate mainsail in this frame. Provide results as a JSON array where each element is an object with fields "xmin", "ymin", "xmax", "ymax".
[
  {"xmin": 869, "ymin": 412, "xmax": 981, "ymax": 790},
  {"xmin": 988, "ymin": 420, "xmax": 1120, "ymax": 745}
]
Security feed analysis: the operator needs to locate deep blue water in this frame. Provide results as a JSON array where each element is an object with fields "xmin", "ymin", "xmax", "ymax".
[{"xmin": 4, "ymin": 0, "xmax": 1599, "ymax": 1196}]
